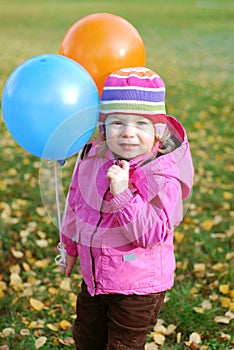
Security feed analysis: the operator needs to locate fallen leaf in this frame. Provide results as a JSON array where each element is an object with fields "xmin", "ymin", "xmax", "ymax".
[
  {"xmin": 10, "ymin": 273, "xmax": 23, "ymax": 291},
  {"xmin": 35, "ymin": 259, "xmax": 49, "ymax": 268},
  {"xmin": 193, "ymin": 307, "xmax": 204, "ymax": 314},
  {"xmin": 59, "ymin": 320, "xmax": 72, "ymax": 330},
  {"xmin": 11, "ymin": 248, "xmax": 24, "ymax": 259},
  {"xmin": 215, "ymin": 316, "xmax": 230, "ymax": 324},
  {"xmin": 219, "ymin": 284, "xmax": 230, "ymax": 295},
  {"xmin": 201, "ymin": 300, "xmax": 212, "ymax": 310},
  {"xmin": 28, "ymin": 320, "xmax": 45, "ymax": 329},
  {"xmin": 202, "ymin": 219, "xmax": 213, "ymax": 231},
  {"xmin": 36, "ymin": 207, "xmax": 46, "ymax": 216},
  {"xmin": 46, "ymin": 323, "xmax": 59, "ymax": 331},
  {"xmin": 58, "ymin": 337, "xmax": 75, "ymax": 345},
  {"xmin": 153, "ymin": 333, "xmax": 165, "ymax": 345},
  {"xmin": 193, "ymin": 263, "xmax": 206, "ymax": 273},
  {"xmin": 166, "ymin": 324, "xmax": 177, "ymax": 335},
  {"xmin": 177, "ymin": 332, "xmax": 182, "ymax": 343},
  {"xmin": 189, "ymin": 332, "xmax": 201, "ymax": 344},
  {"xmin": 153, "ymin": 324, "xmax": 167, "ymax": 334},
  {"xmin": 20, "ymin": 329, "xmax": 31, "ymax": 336},
  {"xmin": 225, "ymin": 311, "xmax": 234, "ymax": 319},
  {"xmin": 219, "ymin": 332, "xmax": 231, "ymax": 341},
  {"xmin": 221, "ymin": 297, "xmax": 231, "ymax": 308},
  {"xmin": 145, "ymin": 343, "xmax": 159, "ymax": 350},
  {"xmin": 223, "ymin": 191, "xmax": 232, "ymax": 200},
  {"xmin": 60, "ymin": 278, "xmax": 71, "ymax": 291},
  {"xmin": 174, "ymin": 231, "xmax": 185, "ymax": 244},
  {"xmin": 35, "ymin": 336, "xmax": 47, "ymax": 348},
  {"xmin": 1, "ymin": 328, "xmax": 15, "ymax": 337},
  {"xmin": 0, "ymin": 345, "xmax": 10, "ymax": 350},
  {"xmin": 36, "ymin": 239, "xmax": 48, "ymax": 248},
  {"xmin": 48, "ymin": 287, "xmax": 58, "ymax": 295},
  {"xmin": 29, "ymin": 298, "xmax": 45, "ymax": 311}
]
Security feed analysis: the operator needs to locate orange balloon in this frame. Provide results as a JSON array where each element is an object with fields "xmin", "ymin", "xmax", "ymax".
[{"xmin": 59, "ymin": 13, "xmax": 146, "ymax": 95}]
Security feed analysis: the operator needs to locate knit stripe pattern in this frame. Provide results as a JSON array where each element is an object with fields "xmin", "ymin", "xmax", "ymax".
[{"xmin": 99, "ymin": 67, "xmax": 167, "ymax": 123}]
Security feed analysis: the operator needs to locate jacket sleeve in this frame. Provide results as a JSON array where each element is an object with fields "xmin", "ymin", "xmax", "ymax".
[
  {"xmin": 110, "ymin": 175, "xmax": 183, "ymax": 248},
  {"xmin": 60, "ymin": 162, "xmax": 80, "ymax": 257}
]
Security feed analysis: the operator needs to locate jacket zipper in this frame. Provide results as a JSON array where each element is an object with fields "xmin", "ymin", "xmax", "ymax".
[{"xmin": 90, "ymin": 187, "xmax": 110, "ymax": 293}]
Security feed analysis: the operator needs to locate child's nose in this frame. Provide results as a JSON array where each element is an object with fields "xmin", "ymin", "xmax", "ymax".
[{"xmin": 122, "ymin": 123, "xmax": 136, "ymax": 137}]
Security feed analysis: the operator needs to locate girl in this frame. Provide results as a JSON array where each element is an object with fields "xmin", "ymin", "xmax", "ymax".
[{"xmin": 58, "ymin": 67, "xmax": 194, "ymax": 349}]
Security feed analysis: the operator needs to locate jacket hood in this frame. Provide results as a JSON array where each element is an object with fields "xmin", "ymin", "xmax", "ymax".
[{"xmin": 92, "ymin": 115, "xmax": 193, "ymax": 201}]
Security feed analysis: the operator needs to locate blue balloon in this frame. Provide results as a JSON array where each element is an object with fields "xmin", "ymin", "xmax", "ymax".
[{"xmin": 2, "ymin": 54, "xmax": 100, "ymax": 160}]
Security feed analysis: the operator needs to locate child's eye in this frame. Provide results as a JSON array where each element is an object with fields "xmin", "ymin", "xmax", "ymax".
[
  {"xmin": 137, "ymin": 120, "xmax": 148, "ymax": 126},
  {"xmin": 111, "ymin": 120, "xmax": 123, "ymax": 125}
]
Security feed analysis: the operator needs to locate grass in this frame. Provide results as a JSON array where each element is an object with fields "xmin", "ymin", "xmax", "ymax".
[{"xmin": 0, "ymin": 0, "xmax": 234, "ymax": 349}]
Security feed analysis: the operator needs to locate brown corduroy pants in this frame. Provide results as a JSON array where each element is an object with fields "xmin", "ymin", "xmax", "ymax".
[{"xmin": 73, "ymin": 281, "xmax": 165, "ymax": 350}]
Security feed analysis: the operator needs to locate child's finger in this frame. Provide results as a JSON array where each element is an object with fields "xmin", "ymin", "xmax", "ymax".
[{"xmin": 120, "ymin": 160, "xmax": 130, "ymax": 171}]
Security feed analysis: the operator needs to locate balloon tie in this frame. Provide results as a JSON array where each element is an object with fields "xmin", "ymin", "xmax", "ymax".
[{"xmin": 53, "ymin": 160, "xmax": 67, "ymax": 267}]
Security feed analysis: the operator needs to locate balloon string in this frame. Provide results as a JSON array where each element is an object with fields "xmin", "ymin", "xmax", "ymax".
[
  {"xmin": 54, "ymin": 161, "xmax": 61, "ymax": 231},
  {"xmin": 54, "ymin": 161, "xmax": 67, "ymax": 267}
]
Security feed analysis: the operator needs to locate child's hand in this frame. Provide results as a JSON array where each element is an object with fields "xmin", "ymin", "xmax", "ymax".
[
  {"xmin": 107, "ymin": 160, "xmax": 129, "ymax": 196},
  {"xmin": 60, "ymin": 254, "xmax": 77, "ymax": 277}
]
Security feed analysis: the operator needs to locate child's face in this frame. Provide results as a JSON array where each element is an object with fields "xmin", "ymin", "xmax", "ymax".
[{"xmin": 105, "ymin": 114, "xmax": 155, "ymax": 160}]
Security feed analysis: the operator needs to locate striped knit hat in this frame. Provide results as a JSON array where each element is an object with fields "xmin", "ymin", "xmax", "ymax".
[{"xmin": 99, "ymin": 67, "xmax": 167, "ymax": 124}]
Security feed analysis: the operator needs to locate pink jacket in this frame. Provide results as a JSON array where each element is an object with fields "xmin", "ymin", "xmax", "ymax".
[{"xmin": 61, "ymin": 116, "xmax": 194, "ymax": 296}]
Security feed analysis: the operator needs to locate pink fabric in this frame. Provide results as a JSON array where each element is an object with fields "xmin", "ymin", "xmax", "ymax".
[{"xmin": 60, "ymin": 116, "xmax": 194, "ymax": 296}]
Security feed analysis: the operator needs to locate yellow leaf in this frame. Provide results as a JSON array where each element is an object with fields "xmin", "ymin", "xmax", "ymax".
[
  {"xmin": 20, "ymin": 329, "xmax": 31, "ymax": 336},
  {"xmin": 193, "ymin": 263, "xmax": 206, "ymax": 273},
  {"xmin": 2, "ymin": 328, "xmax": 15, "ymax": 337},
  {"xmin": 36, "ymin": 207, "xmax": 46, "ymax": 216},
  {"xmin": 35, "ymin": 259, "xmax": 49, "ymax": 268},
  {"xmin": 145, "ymin": 343, "xmax": 159, "ymax": 350},
  {"xmin": 36, "ymin": 239, "xmax": 48, "ymax": 248},
  {"xmin": 29, "ymin": 298, "xmax": 45, "ymax": 311},
  {"xmin": 59, "ymin": 320, "xmax": 72, "ymax": 330},
  {"xmin": 225, "ymin": 311, "xmax": 234, "ymax": 320},
  {"xmin": 215, "ymin": 316, "xmax": 230, "ymax": 324},
  {"xmin": 221, "ymin": 297, "xmax": 231, "ymax": 308},
  {"xmin": 194, "ymin": 121, "xmax": 203, "ymax": 129},
  {"xmin": 48, "ymin": 287, "xmax": 58, "ymax": 295},
  {"xmin": 190, "ymin": 287, "xmax": 199, "ymax": 295},
  {"xmin": 174, "ymin": 231, "xmax": 185, "ymax": 244},
  {"xmin": 28, "ymin": 320, "xmax": 45, "ymax": 329},
  {"xmin": 219, "ymin": 284, "xmax": 230, "ymax": 295},
  {"xmin": 11, "ymin": 248, "xmax": 24, "ymax": 259},
  {"xmin": 10, "ymin": 273, "xmax": 23, "ymax": 291},
  {"xmin": 166, "ymin": 324, "xmax": 177, "ymax": 335},
  {"xmin": 225, "ymin": 252, "xmax": 234, "ymax": 261},
  {"xmin": 22, "ymin": 262, "xmax": 31, "ymax": 272},
  {"xmin": 220, "ymin": 332, "xmax": 231, "ymax": 341},
  {"xmin": 209, "ymin": 293, "xmax": 218, "ymax": 301},
  {"xmin": 189, "ymin": 332, "xmax": 201, "ymax": 344},
  {"xmin": 35, "ymin": 336, "xmax": 47, "ymax": 349},
  {"xmin": 229, "ymin": 303, "xmax": 234, "ymax": 312},
  {"xmin": 153, "ymin": 333, "xmax": 165, "ymax": 345},
  {"xmin": 153, "ymin": 324, "xmax": 167, "ymax": 334},
  {"xmin": 223, "ymin": 191, "xmax": 233, "ymax": 200},
  {"xmin": 193, "ymin": 307, "xmax": 204, "ymax": 314},
  {"xmin": 212, "ymin": 262, "xmax": 227, "ymax": 271},
  {"xmin": 60, "ymin": 278, "xmax": 71, "ymax": 291},
  {"xmin": 202, "ymin": 300, "xmax": 212, "ymax": 310},
  {"xmin": 58, "ymin": 337, "xmax": 75, "ymax": 346},
  {"xmin": 46, "ymin": 323, "xmax": 59, "ymax": 332},
  {"xmin": 202, "ymin": 219, "xmax": 213, "ymax": 231},
  {"xmin": 9, "ymin": 264, "xmax": 21, "ymax": 274},
  {"xmin": 177, "ymin": 332, "xmax": 182, "ymax": 343},
  {"xmin": 0, "ymin": 281, "xmax": 7, "ymax": 292}
]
